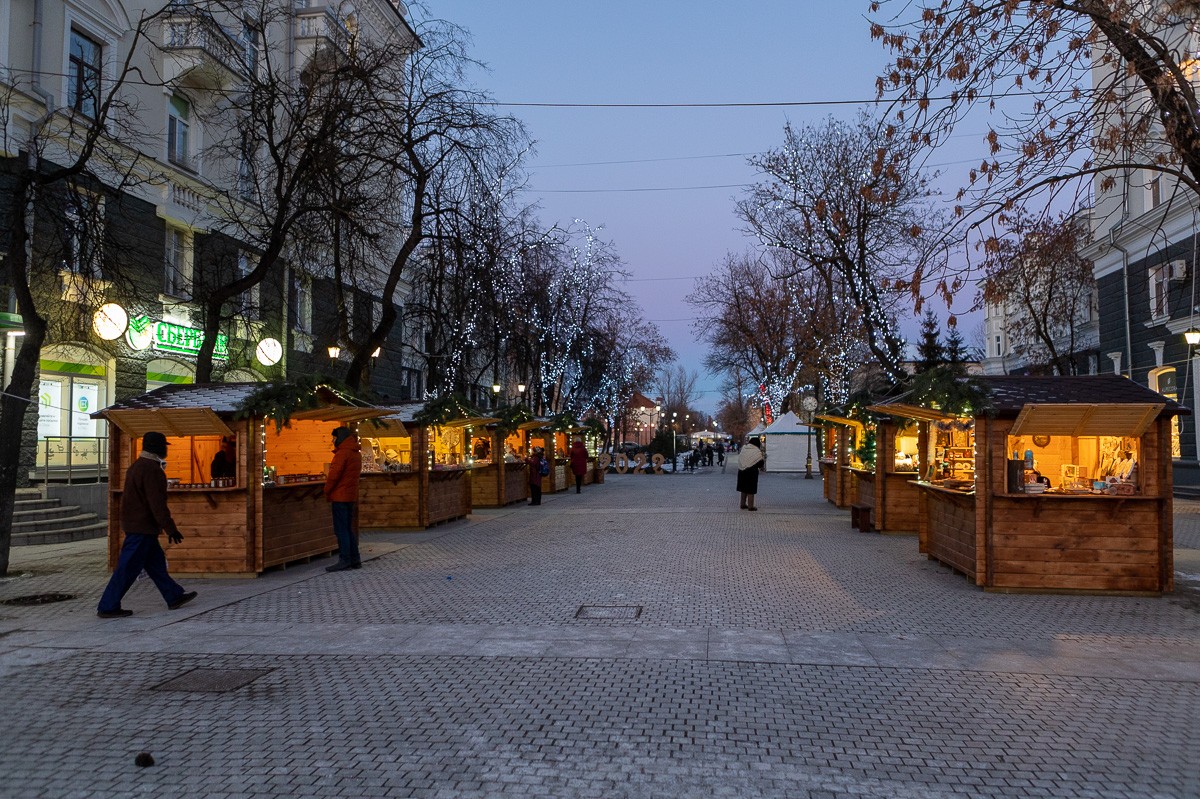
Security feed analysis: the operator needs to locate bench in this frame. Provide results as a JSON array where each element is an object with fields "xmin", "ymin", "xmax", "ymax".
[{"xmin": 850, "ymin": 502, "xmax": 874, "ymax": 532}]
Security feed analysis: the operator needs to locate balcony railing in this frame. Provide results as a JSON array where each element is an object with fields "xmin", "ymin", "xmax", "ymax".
[{"xmin": 162, "ymin": 5, "xmax": 244, "ymax": 88}]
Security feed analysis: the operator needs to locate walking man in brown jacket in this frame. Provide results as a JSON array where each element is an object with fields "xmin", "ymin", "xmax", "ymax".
[{"xmin": 96, "ymin": 431, "xmax": 196, "ymax": 617}]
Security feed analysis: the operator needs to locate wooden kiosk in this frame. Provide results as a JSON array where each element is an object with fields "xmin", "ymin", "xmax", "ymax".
[
  {"xmin": 853, "ymin": 410, "xmax": 927, "ymax": 535},
  {"xmin": 467, "ymin": 423, "xmax": 530, "ymax": 508},
  {"xmin": 879, "ymin": 376, "xmax": 1184, "ymax": 593},
  {"xmin": 357, "ymin": 406, "xmax": 482, "ymax": 529},
  {"xmin": 98, "ymin": 383, "xmax": 388, "ymax": 577},
  {"xmin": 815, "ymin": 414, "xmax": 864, "ymax": 509}
]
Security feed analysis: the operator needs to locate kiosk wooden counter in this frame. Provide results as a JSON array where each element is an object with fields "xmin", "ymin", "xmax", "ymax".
[
  {"xmin": 97, "ymin": 382, "xmax": 388, "ymax": 577},
  {"xmin": 875, "ymin": 376, "xmax": 1186, "ymax": 594}
]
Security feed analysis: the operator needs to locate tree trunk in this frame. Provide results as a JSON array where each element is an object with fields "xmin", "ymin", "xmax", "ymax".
[{"xmin": 0, "ymin": 185, "xmax": 47, "ymax": 575}]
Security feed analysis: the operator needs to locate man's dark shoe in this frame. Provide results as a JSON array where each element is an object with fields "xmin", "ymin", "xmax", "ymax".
[
  {"xmin": 97, "ymin": 608, "xmax": 133, "ymax": 618},
  {"xmin": 350, "ymin": 562, "xmax": 362, "ymax": 569},
  {"xmin": 326, "ymin": 562, "xmax": 352, "ymax": 572},
  {"xmin": 168, "ymin": 591, "xmax": 198, "ymax": 610}
]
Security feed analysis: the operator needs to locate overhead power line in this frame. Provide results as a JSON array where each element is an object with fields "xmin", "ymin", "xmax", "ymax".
[{"xmin": 485, "ymin": 90, "xmax": 1049, "ymax": 109}]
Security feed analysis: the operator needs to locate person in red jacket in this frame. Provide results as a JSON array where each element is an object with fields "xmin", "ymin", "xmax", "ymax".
[
  {"xmin": 526, "ymin": 446, "xmax": 546, "ymax": 506},
  {"xmin": 569, "ymin": 438, "xmax": 589, "ymax": 494},
  {"xmin": 324, "ymin": 426, "xmax": 363, "ymax": 572},
  {"xmin": 96, "ymin": 431, "xmax": 196, "ymax": 618}
]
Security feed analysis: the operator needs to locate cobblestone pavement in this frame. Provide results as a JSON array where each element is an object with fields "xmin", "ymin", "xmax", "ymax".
[{"xmin": 2, "ymin": 472, "xmax": 1198, "ymax": 798}]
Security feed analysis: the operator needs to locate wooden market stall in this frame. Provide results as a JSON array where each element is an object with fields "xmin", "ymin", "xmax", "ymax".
[
  {"xmin": 880, "ymin": 376, "xmax": 1184, "ymax": 593},
  {"xmin": 815, "ymin": 414, "xmax": 863, "ymax": 509},
  {"xmin": 855, "ymin": 405, "xmax": 938, "ymax": 535},
  {"xmin": 98, "ymin": 383, "xmax": 387, "ymax": 577},
  {"xmin": 465, "ymin": 419, "xmax": 530, "ymax": 508},
  {"xmin": 357, "ymin": 406, "xmax": 484, "ymax": 529}
]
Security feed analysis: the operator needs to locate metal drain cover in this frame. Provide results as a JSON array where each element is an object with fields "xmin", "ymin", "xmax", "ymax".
[
  {"xmin": 576, "ymin": 605, "xmax": 642, "ymax": 620},
  {"xmin": 1, "ymin": 592, "xmax": 77, "ymax": 606},
  {"xmin": 152, "ymin": 668, "xmax": 272, "ymax": 693}
]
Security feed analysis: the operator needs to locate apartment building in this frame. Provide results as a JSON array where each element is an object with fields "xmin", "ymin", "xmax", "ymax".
[{"xmin": 0, "ymin": 1, "xmax": 421, "ymax": 484}]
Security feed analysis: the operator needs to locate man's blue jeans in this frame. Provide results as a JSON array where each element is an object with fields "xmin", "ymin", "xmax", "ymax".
[
  {"xmin": 97, "ymin": 534, "xmax": 185, "ymax": 612},
  {"xmin": 331, "ymin": 501, "xmax": 360, "ymax": 566}
]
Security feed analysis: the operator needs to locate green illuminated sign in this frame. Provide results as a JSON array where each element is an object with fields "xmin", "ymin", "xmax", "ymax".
[{"xmin": 126, "ymin": 315, "xmax": 228, "ymax": 360}]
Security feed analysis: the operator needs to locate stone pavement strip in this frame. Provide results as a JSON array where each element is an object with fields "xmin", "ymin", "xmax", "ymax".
[{"xmin": 1, "ymin": 473, "xmax": 1198, "ymax": 798}]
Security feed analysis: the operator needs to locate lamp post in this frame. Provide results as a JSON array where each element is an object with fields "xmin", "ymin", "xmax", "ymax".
[
  {"xmin": 801, "ymin": 396, "xmax": 819, "ymax": 480},
  {"xmin": 671, "ymin": 411, "xmax": 678, "ymax": 472},
  {"xmin": 1184, "ymin": 330, "xmax": 1200, "ymax": 457}
]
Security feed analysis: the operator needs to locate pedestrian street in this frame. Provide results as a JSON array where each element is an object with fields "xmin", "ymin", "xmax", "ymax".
[{"xmin": 2, "ymin": 470, "xmax": 1198, "ymax": 798}]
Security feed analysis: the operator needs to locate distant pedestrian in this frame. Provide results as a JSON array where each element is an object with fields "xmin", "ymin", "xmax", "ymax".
[
  {"xmin": 569, "ymin": 438, "xmax": 589, "ymax": 494},
  {"xmin": 97, "ymin": 431, "xmax": 196, "ymax": 617},
  {"xmin": 527, "ymin": 446, "xmax": 547, "ymax": 505},
  {"xmin": 324, "ymin": 426, "xmax": 362, "ymax": 572},
  {"xmin": 716, "ymin": 442, "xmax": 726, "ymax": 472},
  {"xmin": 737, "ymin": 436, "xmax": 766, "ymax": 511}
]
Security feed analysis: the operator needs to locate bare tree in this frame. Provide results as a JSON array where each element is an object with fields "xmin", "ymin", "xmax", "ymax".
[
  {"xmin": 738, "ymin": 113, "xmax": 945, "ymax": 382},
  {"xmin": 976, "ymin": 208, "xmax": 1096, "ymax": 374},
  {"xmin": 337, "ymin": 17, "xmax": 527, "ymax": 391},
  {"xmin": 179, "ymin": 0, "xmax": 408, "ymax": 383},
  {"xmin": 690, "ymin": 249, "xmax": 871, "ymax": 411},
  {"xmin": 0, "ymin": 12, "xmax": 165, "ymax": 573},
  {"xmin": 871, "ymin": 0, "xmax": 1200, "ymax": 237}
]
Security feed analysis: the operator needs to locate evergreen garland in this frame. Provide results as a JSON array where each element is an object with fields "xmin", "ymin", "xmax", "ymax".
[
  {"xmin": 494, "ymin": 403, "xmax": 536, "ymax": 435},
  {"xmin": 234, "ymin": 376, "xmax": 361, "ymax": 432},
  {"xmin": 413, "ymin": 393, "xmax": 482, "ymax": 430}
]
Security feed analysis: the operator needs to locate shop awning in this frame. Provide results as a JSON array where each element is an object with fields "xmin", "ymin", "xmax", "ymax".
[
  {"xmin": 814, "ymin": 414, "xmax": 865, "ymax": 432},
  {"xmin": 1009, "ymin": 403, "xmax": 1165, "ymax": 438},
  {"xmin": 517, "ymin": 419, "xmax": 550, "ymax": 431},
  {"xmin": 865, "ymin": 403, "xmax": 958, "ymax": 423},
  {"xmin": 101, "ymin": 407, "xmax": 233, "ymax": 438}
]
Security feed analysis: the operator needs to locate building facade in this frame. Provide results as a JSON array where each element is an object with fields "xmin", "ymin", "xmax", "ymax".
[
  {"xmin": 1082, "ymin": 17, "xmax": 1200, "ymax": 465},
  {"xmin": 0, "ymin": 1, "xmax": 425, "ymax": 484}
]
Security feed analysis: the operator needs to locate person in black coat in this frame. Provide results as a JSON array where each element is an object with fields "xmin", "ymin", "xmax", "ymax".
[{"xmin": 210, "ymin": 436, "xmax": 236, "ymax": 481}]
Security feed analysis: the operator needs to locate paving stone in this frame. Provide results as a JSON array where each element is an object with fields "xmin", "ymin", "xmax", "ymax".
[{"xmin": 0, "ymin": 474, "xmax": 1197, "ymax": 797}]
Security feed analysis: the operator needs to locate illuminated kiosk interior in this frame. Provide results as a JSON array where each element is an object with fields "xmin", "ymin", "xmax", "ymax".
[{"xmin": 814, "ymin": 413, "xmax": 865, "ymax": 510}]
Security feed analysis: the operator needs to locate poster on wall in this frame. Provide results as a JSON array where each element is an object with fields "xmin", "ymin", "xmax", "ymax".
[
  {"xmin": 71, "ymin": 382, "xmax": 99, "ymax": 438},
  {"xmin": 38, "ymin": 379, "xmax": 62, "ymax": 438}
]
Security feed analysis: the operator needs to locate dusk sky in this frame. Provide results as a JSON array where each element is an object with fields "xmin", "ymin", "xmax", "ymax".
[{"xmin": 430, "ymin": 2, "xmax": 990, "ymax": 414}]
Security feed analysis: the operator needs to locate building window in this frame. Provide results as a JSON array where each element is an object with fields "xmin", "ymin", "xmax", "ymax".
[
  {"xmin": 1149, "ymin": 263, "xmax": 1170, "ymax": 319},
  {"xmin": 1151, "ymin": 367, "xmax": 1182, "ymax": 458},
  {"xmin": 168, "ymin": 94, "xmax": 192, "ymax": 169},
  {"xmin": 1146, "ymin": 172, "xmax": 1162, "ymax": 211},
  {"xmin": 290, "ymin": 272, "xmax": 312, "ymax": 334},
  {"xmin": 164, "ymin": 225, "xmax": 193, "ymax": 298},
  {"xmin": 62, "ymin": 192, "xmax": 104, "ymax": 277},
  {"xmin": 241, "ymin": 22, "xmax": 259, "ymax": 74},
  {"xmin": 68, "ymin": 30, "xmax": 102, "ymax": 117},
  {"xmin": 238, "ymin": 251, "xmax": 260, "ymax": 320},
  {"xmin": 993, "ymin": 335, "xmax": 1001, "ymax": 357},
  {"xmin": 238, "ymin": 134, "xmax": 255, "ymax": 200}
]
